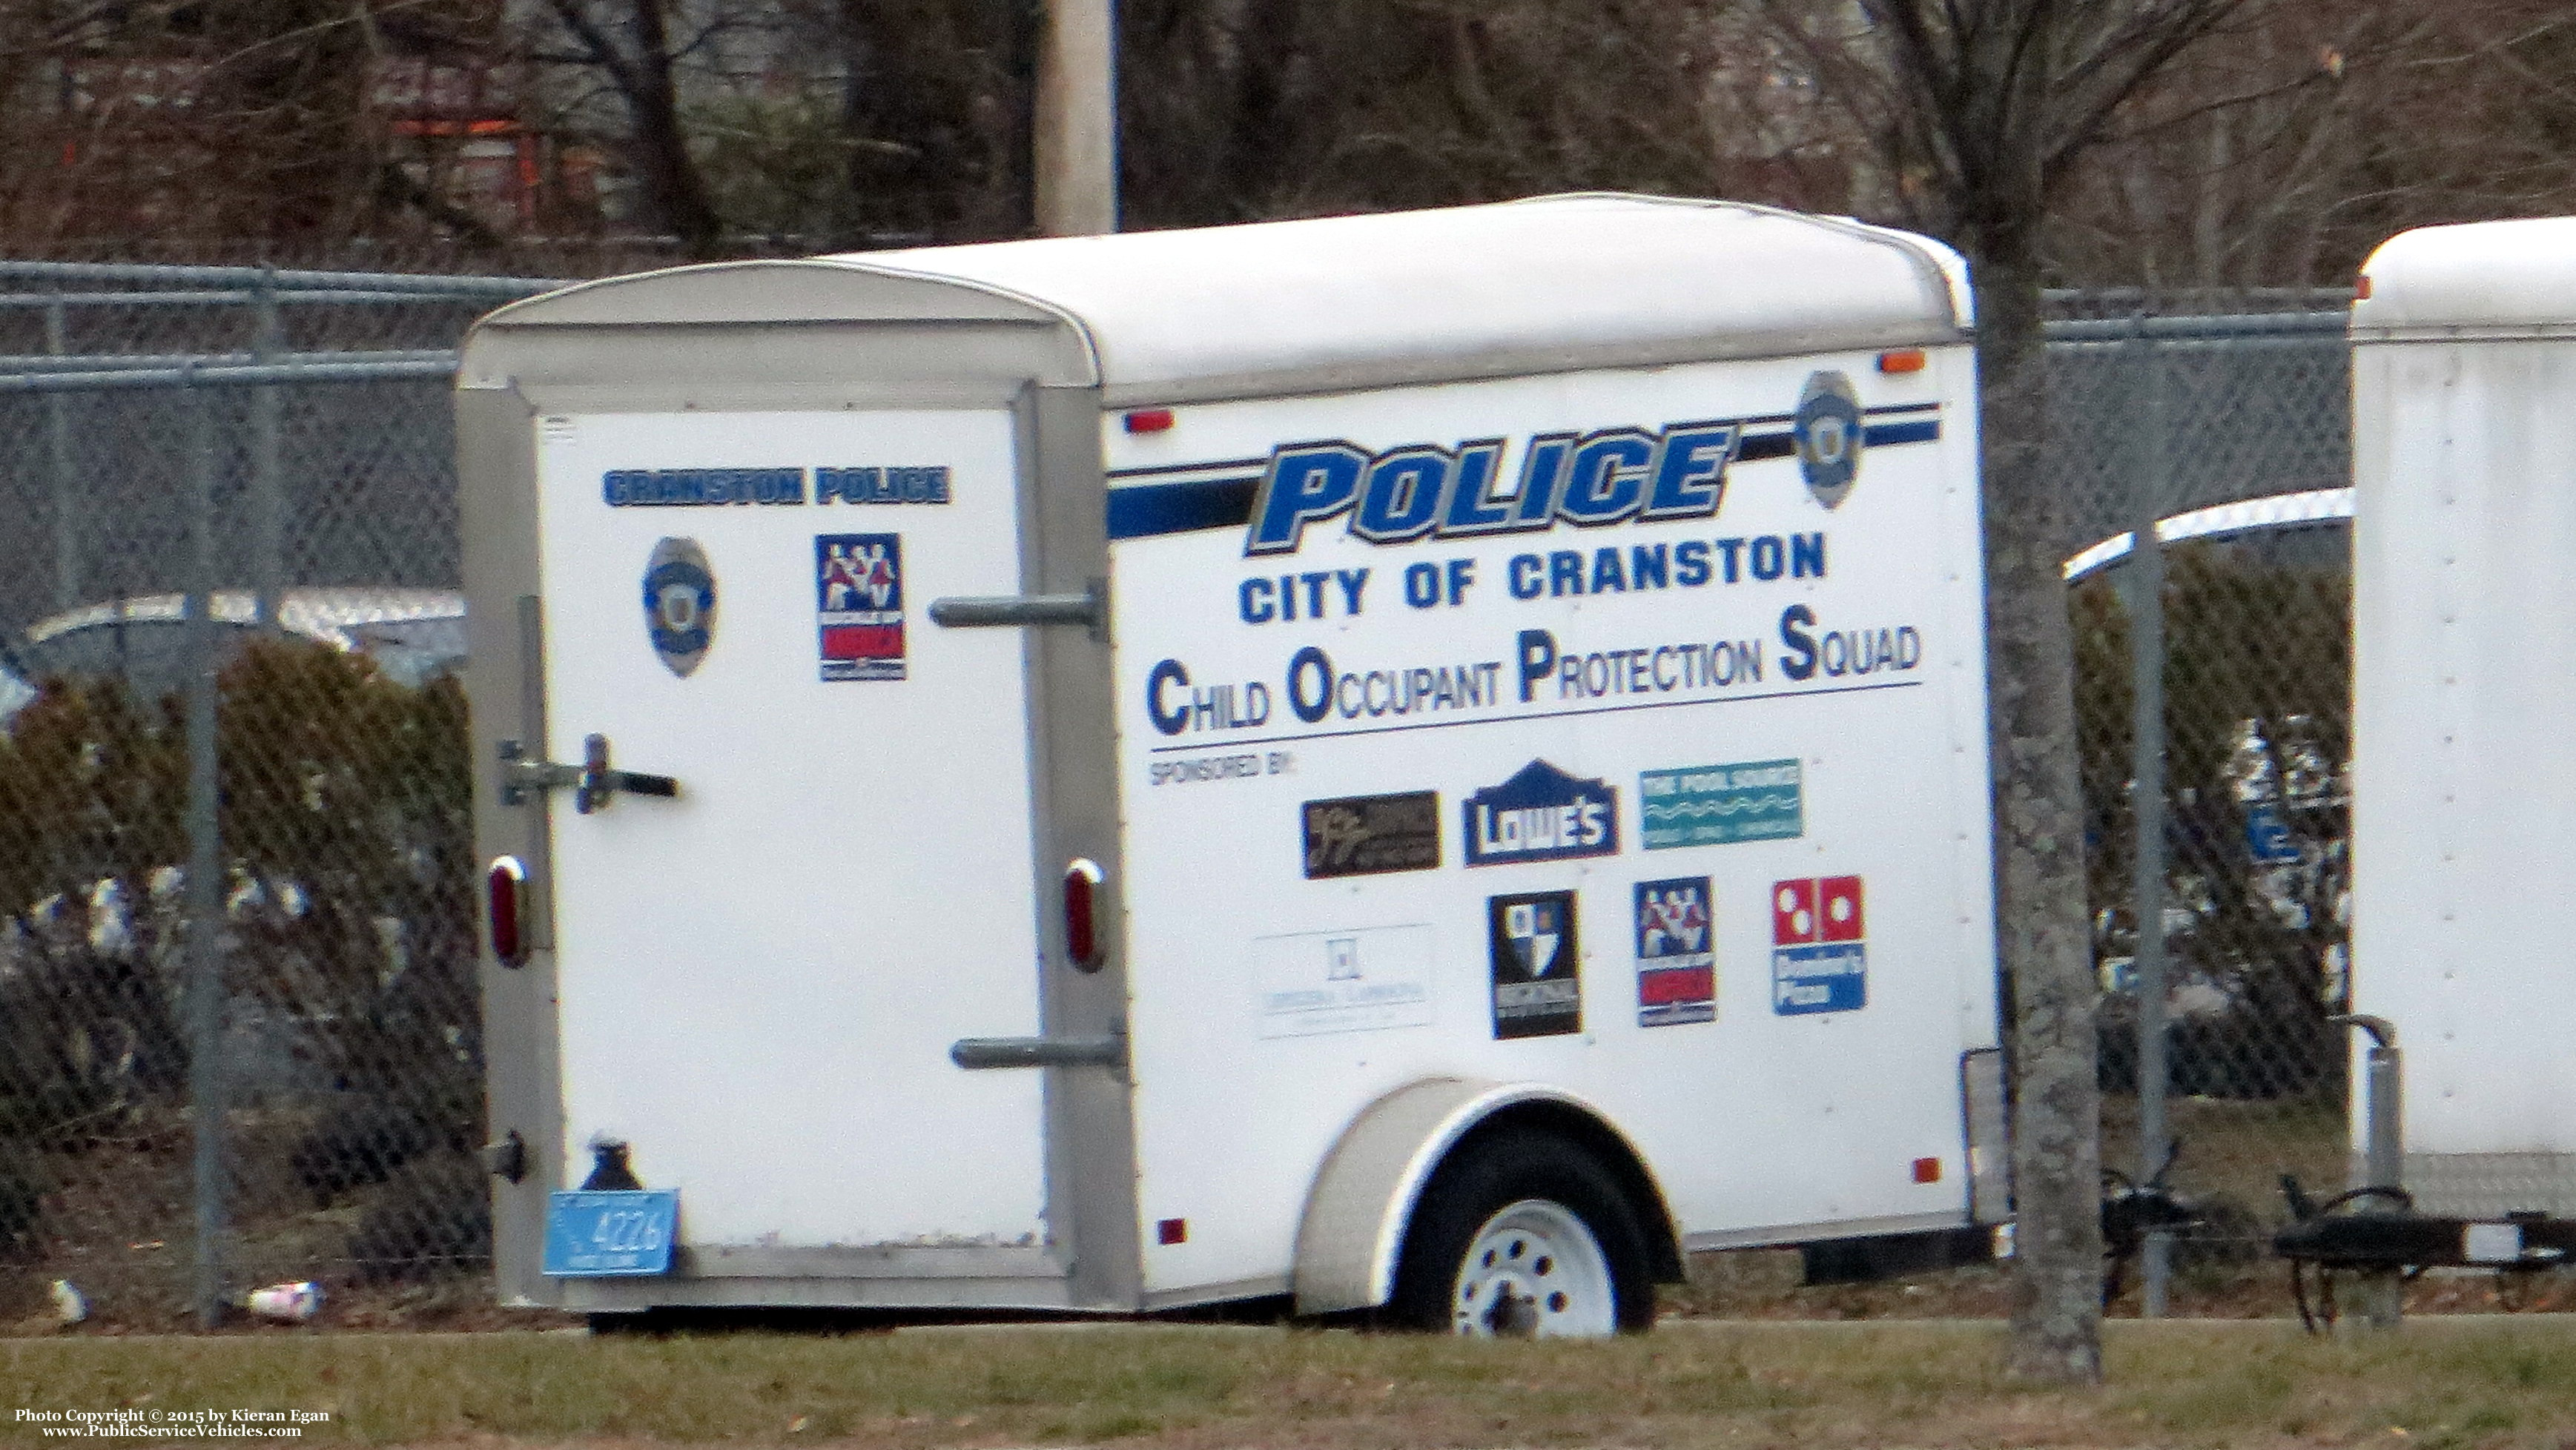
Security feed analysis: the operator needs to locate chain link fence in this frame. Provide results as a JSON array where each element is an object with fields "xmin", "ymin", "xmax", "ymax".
[
  {"xmin": 0, "ymin": 264, "xmax": 549, "ymax": 1329},
  {"xmin": 2054, "ymin": 291, "xmax": 2357, "ymax": 1314},
  {"xmin": 0, "ymin": 266, "xmax": 2357, "ymax": 1328}
]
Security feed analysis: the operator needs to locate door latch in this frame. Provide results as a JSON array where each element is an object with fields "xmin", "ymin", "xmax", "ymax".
[
  {"xmin": 949, "ymin": 1033, "xmax": 1128, "ymax": 1070},
  {"xmin": 928, "ymin": 577, "xmax": 1108, "ymax": 636},
  {"xmin": 498, "ymin": 734, "xmax": 679, "ymax": 814}
]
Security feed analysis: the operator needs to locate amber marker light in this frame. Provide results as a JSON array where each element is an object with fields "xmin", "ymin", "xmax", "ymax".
[{"xmin": 1877, "ymin": 348, "xmax": 1928, "ymax": 374}]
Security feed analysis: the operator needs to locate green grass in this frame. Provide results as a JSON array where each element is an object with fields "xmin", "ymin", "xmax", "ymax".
[{"xmin": 6, "ymin": 1320, "xmax": 2576, "ymax": 1446}]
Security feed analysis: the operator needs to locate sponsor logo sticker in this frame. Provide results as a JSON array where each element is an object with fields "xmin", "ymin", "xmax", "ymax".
[
  {"xmin": 1639, "ymin": 758, "xmax": 1804, "ymax": 848},
  {"xmin": 1462, "ymin": 760, "xmax": 1618, "ymax": 867},
  {"xmin": 1771, "ymin": 875, "xmax": 1866, "ymax": 1015},
  {"xmin": 1252, "ymin": 925, "xmax": 1436, "ymax": 1039},
  {"xmin": 1302, "ymin": 791, "xmax": 1441, "ymax": 878},
  {"xmin": 641, "ymin": 537, "xmax": 715, "ymax": 678},
  {"xmin": 1488, "ymin": 890, "xmax": 1582, "ymax": 1039},
  {"xmin": 1634, "ymin": 877, "xmax": 1716, "ymax": 1026},
  {"xmin": 816, "ymin": 533, "xmax": 906, "ymax": 681}
]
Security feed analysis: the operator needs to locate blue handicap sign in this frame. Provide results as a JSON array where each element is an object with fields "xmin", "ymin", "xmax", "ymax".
[{"xmin": 2245, "ymin": 804, "xmax": 2299, "ymax": 864}]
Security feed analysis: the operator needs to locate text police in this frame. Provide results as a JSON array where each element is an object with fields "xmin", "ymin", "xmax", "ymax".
[{"xmin": 1245, "ymin": 420, "xmax": 1740, "ymax": 554}]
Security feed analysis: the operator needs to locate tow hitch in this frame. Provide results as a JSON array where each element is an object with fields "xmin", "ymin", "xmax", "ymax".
[{"xmin": 2271, "ymin": 1015, "xmax": 2574, "ymax": 1328}]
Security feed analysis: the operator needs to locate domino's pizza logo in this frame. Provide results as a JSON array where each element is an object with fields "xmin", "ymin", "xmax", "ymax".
[{"xmin": 1771, "ymin": 875, "xmax": 1865, "ymax": 1015}]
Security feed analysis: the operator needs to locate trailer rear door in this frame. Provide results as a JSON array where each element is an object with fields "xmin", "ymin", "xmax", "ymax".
[{"xmin": 526, "ymin": 405, "xmax": 1057, "ymax": 1268}]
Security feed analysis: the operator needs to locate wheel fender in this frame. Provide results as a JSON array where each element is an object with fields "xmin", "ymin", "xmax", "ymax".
[{"xmin": 1291, "ymin": 1076, "xmax": 1675, "ymax": 1315}]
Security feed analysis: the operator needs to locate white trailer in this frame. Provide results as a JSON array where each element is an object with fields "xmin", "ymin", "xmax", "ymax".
[
  {"xmin": 2353, "ymin": 216, "xmax": 2576, "ymax": 1218},
  {"xmin": 458, "ymin": 194, "xmax": 2006, "ymax": 1333}
]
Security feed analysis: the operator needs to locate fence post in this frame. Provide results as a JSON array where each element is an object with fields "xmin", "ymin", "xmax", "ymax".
[
  {"xmin": 250, "ymin": 267, "xmax": 283, "ymax": 629},
  {"xmin": 182, "ymin": 372, "xmax": 228, "ymax": 1330},
  {"xmin": 44, "ymin": 295, "xmax": 78, "ymax": 611},
  {"xmin": 2126, "ymin": 322, "xmax": 2175, "ymax": 1317}
]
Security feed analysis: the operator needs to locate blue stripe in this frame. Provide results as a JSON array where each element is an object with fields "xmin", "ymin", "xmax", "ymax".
[
  {"xmin": 1863, "ymin": 419, "xmax": 1940, "ymax": 446},
  {"xmin": 1106, "ymin": 475, "xmax": 1261, "ymax": 540}
]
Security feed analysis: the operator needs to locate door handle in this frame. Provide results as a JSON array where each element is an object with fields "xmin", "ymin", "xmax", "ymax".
[
  {"xmin": 928, "ymin": 578, "xmax": 1107, "ymax": 635},
  {"xmin": 498, "ymin": 734, "xmax": 678, "ymax": 815},
  {"xmin": 949, "ymin": 1033, "xmax": 1127, "ymax": 1070}
]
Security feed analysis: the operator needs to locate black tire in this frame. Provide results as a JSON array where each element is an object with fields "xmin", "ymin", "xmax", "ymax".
[{"xmin": 1387, "ymin": 1127, "xmax": 1657, "ymax": 1335}]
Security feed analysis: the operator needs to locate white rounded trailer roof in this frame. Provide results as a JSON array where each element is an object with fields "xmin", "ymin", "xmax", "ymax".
[
  {"xmin": 832, "ymin": 195, "xmax": 1969, "ymax": 398},
  {"xmin": 2356, "ymin": 215, "xmax": 2576, "ymax": 340}
]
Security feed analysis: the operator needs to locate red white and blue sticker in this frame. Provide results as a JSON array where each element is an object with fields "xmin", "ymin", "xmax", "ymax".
[
  {"xmin": 1771, "ymin": 875, "xmax": 1866, "ymax": 1015},
  {"xmin": 816, "ymin": 534, "xmax": 906, "ymax": 682},
  {"xmin": 1487, "ymin": 890, "xmax": 1581, "ymax": 1039},
  {"xmin": 1634, "ymin": 877, "xmax": 1716, "ymax": 1027}
]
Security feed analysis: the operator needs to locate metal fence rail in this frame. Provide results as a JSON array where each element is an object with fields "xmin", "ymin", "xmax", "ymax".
[{"xmin": 0, "ymin": 271, "xmax": 2358, "ymax": 1327}]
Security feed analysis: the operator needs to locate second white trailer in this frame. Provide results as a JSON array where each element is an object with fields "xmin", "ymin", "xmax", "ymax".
[
  {"xmin": 459, "ymin": 194, "xmax": 2006, "ymax": 1331},
  {"xmin": 2353, "ymin": 216, "xmax": 2576, "ymax": 1219}
]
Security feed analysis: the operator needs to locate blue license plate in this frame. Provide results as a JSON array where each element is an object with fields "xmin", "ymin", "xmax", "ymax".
[{"xmin": 544, "ymin": 1190, "xmax": 679, "ymax": 1277}]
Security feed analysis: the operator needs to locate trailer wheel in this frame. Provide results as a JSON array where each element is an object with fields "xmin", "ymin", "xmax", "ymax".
[{"xmin": 1389, "ymin": 1128, "xmax": 1654, "ymax": 1336}]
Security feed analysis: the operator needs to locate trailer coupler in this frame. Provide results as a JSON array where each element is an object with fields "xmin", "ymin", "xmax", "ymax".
[{"xmin": 2272, "ymin": 1175, "xmax": 2573, "ymax": 1328}]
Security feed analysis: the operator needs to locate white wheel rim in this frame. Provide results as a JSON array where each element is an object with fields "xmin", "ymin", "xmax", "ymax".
[{"xmin": 1450, "ymin": 1198, "xmax": 1616, "ymax": 1337}]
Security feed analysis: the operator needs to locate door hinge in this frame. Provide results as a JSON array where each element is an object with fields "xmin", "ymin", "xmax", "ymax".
[
  {"xmin": 480, "ymin": 1130, "xmax": 528, "ymax": 1184},
  {"xmin": 498, "ymin": 734, "xmax": 678, "ymax": 815}
]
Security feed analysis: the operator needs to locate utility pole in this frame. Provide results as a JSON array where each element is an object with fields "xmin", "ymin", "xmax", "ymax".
[{"xmin": 1033, "ymin": 0, "xmax": 1117, "ymax": 236}]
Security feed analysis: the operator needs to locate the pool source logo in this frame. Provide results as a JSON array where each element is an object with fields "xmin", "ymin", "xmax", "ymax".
[
  {"xmin": 1462, "ymin": 760, "xmax": 1618, "ymax": 867},
  {"xmin": 642, "ymin": 537, "xmax": 716, "ymax": 678},
  {"xmin": 816, "ymin": 533, "xmax": 906, "ymax": 681},
  {"xmin": 1639, "ymin": 759, "xmax": 1803, "ymax": 849},
  {"xmin": 1634, "ymin": 877, "xmax": 1717, "ymax": 1027},
  {"xmin": 1488, "ymin": 890, "xmax": 1581, "ymax": 1039},
  {"xmin": 1771, "ymin": 875, "xmax": 1866, "ymax": 1015}
]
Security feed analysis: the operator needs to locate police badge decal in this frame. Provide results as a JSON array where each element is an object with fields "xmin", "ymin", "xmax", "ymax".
[
  {"xmin": 1794, "ymin": 370, "xmax": 1865, "ymax": 509},
  {"xmin": 641, "ymin": 537, "xmax": 716, "ymax": 678}
]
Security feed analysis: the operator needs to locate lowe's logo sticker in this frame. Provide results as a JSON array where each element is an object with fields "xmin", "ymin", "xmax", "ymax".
[
  {"xmin": 1244, "ymin": 420, "xmax": 1739, "ymax": 555},
  {"xmin": 1463, "ymin": 760, "xmax": 1617, "ymax": 867}
]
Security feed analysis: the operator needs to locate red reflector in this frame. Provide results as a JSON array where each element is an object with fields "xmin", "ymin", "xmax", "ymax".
[
  {"xmin": 486, "ymin": 856, "xmax": 526, "ymax": 967},
  {"xmin": 1063, "ymin": 858, "xmax": 1104, "ymax": 970},
  {"xmin": 2356, "ymin": 273, "xmax": 2374, "ymax": 300},
  {"xmin": 1912, "ymin": 1156, "xmax": 1942, "ymax": 1184},
  {"xmin": 1157, "ymin": 1217, "xmax": 1187, "ymax": 1245},
  {"xmin": 1877, "ymin": 348, "xmax": 1928, "ymax": 374},
  {"xmin": 1123, "ymin": 408, "xmax": 1176, "ymax": 434}
]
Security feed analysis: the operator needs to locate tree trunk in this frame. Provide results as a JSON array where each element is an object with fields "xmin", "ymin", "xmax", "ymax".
[
  {"xmin": 620, "ymin": 0, "xmax": 724, "ymax": 258},
  {"xmin": 1973, "ymin": 241, "xmax": 2107, "ymax": 1386}
]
